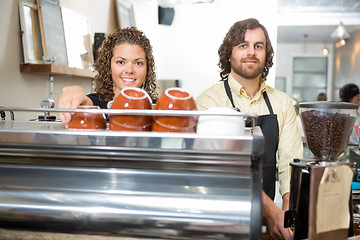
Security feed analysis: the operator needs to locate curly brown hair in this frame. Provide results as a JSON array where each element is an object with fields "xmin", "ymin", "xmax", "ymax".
[
  {"xmin": 218, "ymin": 18, "xmax": 274, "ymax": 81},
  {"xmin": 94, "ymin": 27, "xmax": 158, "ymax": 102}
]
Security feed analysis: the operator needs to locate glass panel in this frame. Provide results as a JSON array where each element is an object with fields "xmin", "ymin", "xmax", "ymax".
[
  {"xmin": 292, "ymin": 56, "xmax": 327, "ymax": 102},
  {"xmin": 275, "ymin": 77, "xmax": 286, "ymax": 92},
  {"xmin": 293, "ymin": 88, "xmax": 326, "ymax": 102},
  {"xmin": 293, "ymin": 73, "xmax": 326, "ymax": 88},
  {"xmin": 293, "ymin": 57, "xmax": 327, "ymax": 72}
]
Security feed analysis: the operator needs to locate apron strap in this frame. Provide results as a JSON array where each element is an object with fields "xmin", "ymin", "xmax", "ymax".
[
  {"xmin": 223, "ymin": 79, "xmax": 238, "ymax": 110},
  {"xmin": 224, "ymin": 78, "xmax": 273, "ymax": 114},
  {"xmin": 262, "ymin": 91, "xmax": 274, "ymax": 115}
]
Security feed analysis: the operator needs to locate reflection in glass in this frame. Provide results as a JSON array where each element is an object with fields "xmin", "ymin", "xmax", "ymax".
[{"xmin": 24, "ymin": 6, "xmax": 35, "ymax": 60}]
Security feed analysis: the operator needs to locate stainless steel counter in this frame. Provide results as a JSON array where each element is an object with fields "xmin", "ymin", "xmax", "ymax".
[{"xmin": 0, "ymin": 111, "xmax": 264, "ymax": 239}]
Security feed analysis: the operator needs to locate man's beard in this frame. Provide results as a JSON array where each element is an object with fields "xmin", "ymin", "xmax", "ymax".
[{"xmin": 231, "ymin": 60, "xmax": 265, "ymax": 79}]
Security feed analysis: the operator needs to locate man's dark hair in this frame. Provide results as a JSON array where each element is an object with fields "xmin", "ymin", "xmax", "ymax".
[{"xmin": 218, "ymin": 18, "xmax": 274, "ymax": 81}]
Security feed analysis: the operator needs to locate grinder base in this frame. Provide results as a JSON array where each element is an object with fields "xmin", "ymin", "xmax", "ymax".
[{"xmin": 285, "ymin": 159, "xmax": 354, "ymax": 240}]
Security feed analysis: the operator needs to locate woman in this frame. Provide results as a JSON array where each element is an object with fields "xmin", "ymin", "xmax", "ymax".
[
  {"xmin": 340, "ymin": 83, "xmax": 360, "ymax": 106},
  {"xmin": 58, "ymin": 27, "xmax": 158, "ymax": 126},
  {"xmin": 339, "ymin": 83, "xmax": 360, "ymax": 144}
]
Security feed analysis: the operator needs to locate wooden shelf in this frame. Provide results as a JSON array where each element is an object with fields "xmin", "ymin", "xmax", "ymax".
[{"xmin": 20, "ymin": 63, "xmax": 96, "ymax": 79}]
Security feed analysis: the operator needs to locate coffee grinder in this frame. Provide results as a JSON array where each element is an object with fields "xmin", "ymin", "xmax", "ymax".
[{"xmin": 284, "ymin": 102, "xmax": 358, "ymax": 239}]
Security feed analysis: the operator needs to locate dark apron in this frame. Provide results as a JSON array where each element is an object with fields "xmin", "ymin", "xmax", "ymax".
[{"xmin": 224, "ymin": 79, "xmax": 279, "ymax": 200}]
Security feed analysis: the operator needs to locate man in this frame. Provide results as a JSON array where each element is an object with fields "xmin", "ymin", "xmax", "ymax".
[{"xmin": 196, "ymin": 18, "xmax": 303, "ymax": 240}]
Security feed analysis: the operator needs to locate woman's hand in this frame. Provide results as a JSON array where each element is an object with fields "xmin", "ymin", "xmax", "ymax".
[{"xmin": 58, "ymin": 86, "xmax": 92, "ymax": 127}]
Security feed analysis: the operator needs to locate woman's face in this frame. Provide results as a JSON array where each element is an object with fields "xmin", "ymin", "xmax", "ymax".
[
  {"xmin": 350, "ymin": 93, "xmax": 360, "ymax": 107},
  {"xmin": 111, "ymin": 43, "xmax": 147, "ymax": 96}
]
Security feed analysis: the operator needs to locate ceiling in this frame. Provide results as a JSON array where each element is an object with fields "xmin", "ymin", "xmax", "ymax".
[
  {"xmin": 278, "ymin": 0, "xmax": 360, "ymax": 13},
  {"xmin": 277, "ymin": 0, "xmax": 360, "ymax": 43},
  {"xmin": 160, "ymin": 0, "xmax": 360, "ymax": 43}
]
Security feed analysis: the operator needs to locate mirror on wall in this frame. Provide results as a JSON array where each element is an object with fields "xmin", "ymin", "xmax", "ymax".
[
  {"xmin": 61, "ymin": 7, "xmax": 93, "ymax": 69},
  {"xmin": 18, "ymin": 0, "xmax": 43, "ymax": 64},
  {"xmin": 116, "ymin": 0, "xmax": 136, "ymax": 28},
  {"xmin": 18, "ymin": 0, "xmax": 94, "ymax": 69}
]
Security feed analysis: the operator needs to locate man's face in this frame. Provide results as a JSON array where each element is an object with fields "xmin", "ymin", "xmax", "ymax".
[{"xmin": 229, "ymin": 28, "xmax": 266, "ymax": 80}]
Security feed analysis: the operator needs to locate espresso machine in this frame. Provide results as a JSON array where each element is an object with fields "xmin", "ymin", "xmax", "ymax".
[
  {"xmin": 284, "ymin": 102, "xmax": 358, "ymax": 240},
  {"xmin": 0, "ymin": 107, "xmax": 263, "ymax": 239}
]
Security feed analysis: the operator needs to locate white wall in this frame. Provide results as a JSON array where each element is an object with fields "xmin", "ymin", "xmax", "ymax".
[
  {"xmin": 332, "ymin": 29, "xmax": 360, "ymax": 100},
  {"xmin": 133, "ymin": 0, "xmax": 279, "ymax": 98},
  {"xmin": 1, "ymin": 0, "xmax": 278, "ymax": 120}
]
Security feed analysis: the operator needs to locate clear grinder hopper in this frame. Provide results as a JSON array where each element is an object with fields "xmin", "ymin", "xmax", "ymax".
[{"xmin": 299, "ymin": 102, "xmax": 358, "ymax": 162}]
